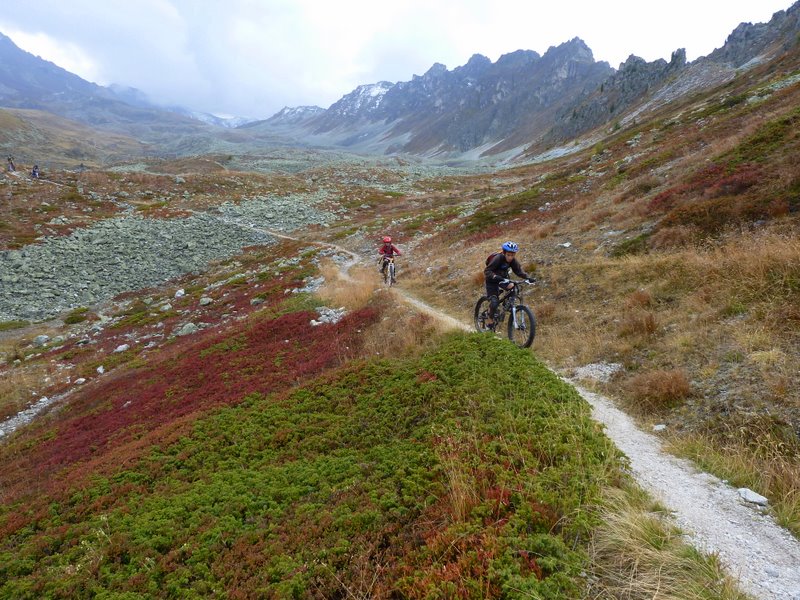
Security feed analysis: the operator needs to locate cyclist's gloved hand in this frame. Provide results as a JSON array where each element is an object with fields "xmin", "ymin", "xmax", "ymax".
[
  {"xmin": 526, "ymin": 277, "xmax": 537, "ymax": 284},
  {"xmin": 499, "ymin": 278, "xmax": 512, "ymax": 289}
]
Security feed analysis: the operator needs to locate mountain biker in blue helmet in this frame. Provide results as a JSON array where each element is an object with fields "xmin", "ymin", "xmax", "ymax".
[{"xmin": 484, "ymin": 241, "xmax": 535, "ymax": 329}]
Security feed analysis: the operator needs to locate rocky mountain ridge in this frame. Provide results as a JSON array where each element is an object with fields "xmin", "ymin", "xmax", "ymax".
[
  {"xmin": 250, "ymin": 1, "xmax": 800, "ymax": 159},
  {"xmin": 0, "ymin": 32, "xmax": 260, "ymax": 154},
  {"xmin": 2, "ymin": 2, "xmax": 799, "ymax": 163}
]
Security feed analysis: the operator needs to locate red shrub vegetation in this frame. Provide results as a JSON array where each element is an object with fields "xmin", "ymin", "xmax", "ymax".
[
  {"xmin": 647, "ymin": 163, "xmax": 764, "ymax": 215},
  {"xmin": 703, "ymin": 163, "xmax": 762, "ymax": 198},
  {"xmin": 0, "ymin": 306, "xmax": 380, "ymax": 503}
]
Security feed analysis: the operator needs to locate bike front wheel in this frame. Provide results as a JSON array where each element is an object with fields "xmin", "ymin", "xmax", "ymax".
[
  {"xmin": 474, "ymin": 296, "xmax": 492, "ymax": 332},
  {"xmin": 507, "ymin": 305, "xmax": 536, "ymax": 348},
  {"xmin": 387, "ymin": 262, "xmax": 396, "ymax": 287}
]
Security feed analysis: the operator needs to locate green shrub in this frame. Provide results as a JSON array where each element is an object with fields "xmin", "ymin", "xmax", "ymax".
[
  {"xmin": 63, "ymin": 307, "xmax": 91, "ymax": 324},
  {"xmin": 0, "ymin": 334, "xmax": 623, "ymax": 598},
  {"xmin": 611, "ymin": 233, "xmax": 650, "ymax": 258},
  {"xmin": 0, "ymin": 320, "xmax": 29, "ymax": 332}
]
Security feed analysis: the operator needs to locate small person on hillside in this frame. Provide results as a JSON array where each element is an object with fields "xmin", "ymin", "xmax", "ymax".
[
  {"xmin": 31, "ymin": 165, "xmax": 40, "ymax": 179},
  {"xmin": 6, "ymin": 156, "xmax": 15, "ymax": 172},
  {"xmin": 377, "ymin": 236, "xmax": 402, "ymax": 281},
  {"xmin": 483, "ymin": 241, "xmax": 535, "ymax": 329}
]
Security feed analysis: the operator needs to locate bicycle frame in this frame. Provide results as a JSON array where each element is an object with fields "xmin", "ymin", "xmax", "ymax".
[
  {"xmin": 496, "ymin": 281, "xmax": 525, "ymax": 313},
  {"xmin": 383, "ymin": 256, "xmax": 396, "ymax": 286}
]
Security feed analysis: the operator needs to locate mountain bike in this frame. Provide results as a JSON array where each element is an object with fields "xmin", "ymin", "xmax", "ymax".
[
  {"xmin": 474, "ymin": 280, "xmax": 536, "ymax": 348},
  {"xmin": 382, "ymin": 257, "xmax": 397, "ymax": 287}
]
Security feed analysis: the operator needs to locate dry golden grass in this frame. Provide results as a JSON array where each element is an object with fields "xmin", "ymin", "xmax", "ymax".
[
  {"xmin": 670, "ymin": 419, "xmax": 800, "ymax": 537},
  {"xmin": 622, "ymin": 369, "xmax": 692, "ymax": 414},
  {"xmin": 532, "ymin": 222, "xmax": 557, "ymax": 239},
  {"xmin": 435, "ymin": 431, "xmax": 481, "ymax": 522},
  {"xmin": 619, "ymin": 310, "xmax": 658, "ymax": 337},
  {"xmin": 0, "ymin": 362, "xmax": 53, "ymax": 421},
  {"xmin": 649, "ymin": 225, "xmax": 698, "ymax": 249},
  {"xmin": 316, "ymin": 260, "xmax": 379, "ymax": 310},
  {"xmin": 359, "ymin": 296, "xmax": 453, "ymax": 359},
  {"xmin": 625, "ymin": 288, "xmax": 653, "ymax": 309},
  {"xmin": 589, "ymin": 486, "xmax": 750, "ymax": 600}
]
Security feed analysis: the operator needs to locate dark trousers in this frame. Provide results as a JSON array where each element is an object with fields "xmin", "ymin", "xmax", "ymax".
[{"xmin": 485, "ymin": 281, "xmax": 501, "ymax": 317}]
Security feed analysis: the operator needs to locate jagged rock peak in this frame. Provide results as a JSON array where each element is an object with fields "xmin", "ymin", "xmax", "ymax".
[
  {"xmin": 620, "ymin": 54, "xmax": 648, "ymax": 69},
  {"xmin": 708, "ymin": 0, "xmax": 800, "ymax": 67},
  {"xmin": 496, "ymin": 49, "xmax": 541, "ymax": 68},
  {"xmin": 422, "ymin": 63, "xmax": 448, "ymax": 78},
  {"xmin": 325, "ymin": 81, "xmax": 394, "ymax": 117},
  {"xmin": 670, "ymin": 48, "xmax": 687, "ymax": 67},
  {"xmin": 544, "ymin": 37, "xmax": 595, "ymax": 62},
  {"xmin": 456, "ymin": 53, "xmax": 492, "ymax": 75}
]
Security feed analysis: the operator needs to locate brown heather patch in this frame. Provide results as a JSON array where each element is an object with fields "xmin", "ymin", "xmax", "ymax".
[
  {"xmin": 619, "ymin": 310, "xmax": 658, "ymax": 337},
  {"xmin": 590, "ymin": 207, "xmax": 615, "ymax": 225},
  {"xmin": 531, "ymin": 221, "xmax": 557, "ymax": 239},
  {"xmin": 648, "ymin": 225, "xmax": 698, "ymax": 249},
  {"xmin": 625, "ymin": 289, "xmax": 652, "ymax": 309},
  {"xmin": 535, "ymin": 301, "xmax": 556, "ymax": 322},
  {"xmin": 622, "ymin": 369, "xmax": 691, "ymax": 413}
]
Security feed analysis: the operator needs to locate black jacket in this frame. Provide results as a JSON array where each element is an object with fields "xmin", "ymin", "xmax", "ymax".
[{"xmin": 484, "ymin": 254, "xmax": 529, "ymax": 284}]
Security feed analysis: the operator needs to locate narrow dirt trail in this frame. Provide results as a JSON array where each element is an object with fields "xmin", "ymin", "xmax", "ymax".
[{"xmin": 577, "ymin": 386, "xmax": 800, "ymax": 600}]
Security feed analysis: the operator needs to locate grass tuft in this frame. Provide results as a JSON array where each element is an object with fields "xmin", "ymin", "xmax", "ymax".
[
  {"xmin": 622, "ymin": 369, "xmax": 691, "ymax": 413},
  {"xmin": 589, "ymin": 487, "xmax": 749, "ymax": 599}
]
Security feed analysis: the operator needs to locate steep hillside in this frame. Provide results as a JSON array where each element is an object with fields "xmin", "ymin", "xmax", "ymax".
[{"xmin": 0, "ymin": 108, "xmax": 147, "ymax": 169}]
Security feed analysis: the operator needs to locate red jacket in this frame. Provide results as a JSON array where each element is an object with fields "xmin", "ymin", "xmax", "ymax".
[{"xmin": 378, "ymin": 243, "xmax": 402, "ymax": 258}]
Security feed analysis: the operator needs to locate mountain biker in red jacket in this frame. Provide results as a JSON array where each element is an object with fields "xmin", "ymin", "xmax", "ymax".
[
  {"xmin": 484, "ymin": 241, "xmax": 535, "ymax": 328},
  {"xmin": 378, "ymin": 236, "xmax": 402, "ymax": 278}
]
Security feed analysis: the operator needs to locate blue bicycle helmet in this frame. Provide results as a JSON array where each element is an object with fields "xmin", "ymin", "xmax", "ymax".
[{"xmin": 501, "ymin": 241, "xmax": 519, "ymax": 252}]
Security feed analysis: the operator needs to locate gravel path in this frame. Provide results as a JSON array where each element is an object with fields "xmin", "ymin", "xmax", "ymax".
[{"xmin": 574, "ymin": 383, "xmax": 800, "ymax": 600}]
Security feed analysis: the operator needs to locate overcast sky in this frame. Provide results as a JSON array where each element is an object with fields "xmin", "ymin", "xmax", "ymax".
[{"xmin": 0, "ymin": 0, "xmax": 794, "ymax": 119}]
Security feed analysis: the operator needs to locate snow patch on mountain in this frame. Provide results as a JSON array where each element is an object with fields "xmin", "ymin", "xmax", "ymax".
[{"xmin": 329, "ymin": 81, "xmax": 395, "ymax": 117}]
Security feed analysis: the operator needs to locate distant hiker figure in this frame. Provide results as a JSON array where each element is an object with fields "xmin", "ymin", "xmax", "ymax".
[
  {"xmin": 6, "ymin": 156, "xmax": 14, "ymax": 172},
  {"xmin": 31, "ymin": 165, "xmax": 40, "ymax": 179}
]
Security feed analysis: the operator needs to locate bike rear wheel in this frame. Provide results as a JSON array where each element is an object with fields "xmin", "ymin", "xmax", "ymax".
[{"xmin": 507, "ymin": 305, "xmax": 536, "ymax": 348}]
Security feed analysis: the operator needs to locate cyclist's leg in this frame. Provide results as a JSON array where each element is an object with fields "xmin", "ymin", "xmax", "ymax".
[{"xmin": 485, "ymin": 281, "xmax": 500, "ymax": 326}]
